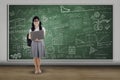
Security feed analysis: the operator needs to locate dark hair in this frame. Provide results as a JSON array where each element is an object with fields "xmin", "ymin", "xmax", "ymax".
[{"xmin": 31, "ymin": 16, "xmax": 42, "ymax": 31}]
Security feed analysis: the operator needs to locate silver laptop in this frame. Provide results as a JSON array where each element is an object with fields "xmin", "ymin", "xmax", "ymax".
[{"xmin": 31, "ymin": 30, "xmax": 44, "ymax": 41}]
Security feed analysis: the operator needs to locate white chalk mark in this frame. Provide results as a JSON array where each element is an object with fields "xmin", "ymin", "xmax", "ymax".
[
  {"xmin": 68, "ymin": 46, "xmax": 76, "ymax": 54},
  {"xmin": 42, "ymin": 15, "xmax": 48, "ymax": 23},
  {"xmin": 89, "ymin": 46, "xmax": 97, "ymax": 54},
  {"xmin": 60, "ymin": 6, "xmax": 112, "ymax": 13},
  {"xmin": 91, "ymin": 12, "xmax": 111, "ymax": 31},
  {"xmin": 10, "ymin": 18, "xmax": 25, "ymax": 29},
  {"xmin": 60, "ymin": 6, "xmax": 70, "ymax": 13}
]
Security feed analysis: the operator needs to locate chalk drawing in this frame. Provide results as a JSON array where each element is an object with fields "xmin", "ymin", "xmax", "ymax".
[
  {"xmin": 16, "ymin": 9, "xmax": 24, "ymax": 15},
  {"xmin": 60, "ymin": 5, "xmax": 70, "ymax": 13},
  {"xmin": 97, "ymin": 41, "xmax": 112, "ymax": 48},
  {"xmin": 60, "ymin": 6, "xmax": 111, "ymax": 13},
  {"xmin": 89, "ymin": 46, "xmax": 97, "ymax": 54},
  {"xmin": 42, "ymin": 15, "xmax": 48, "ymax": 23},
  {"xmin": 10, "ymin": 53, "xmax": 21, "ymax": 59},
  {"xmin": 91, "ymin": 11, "xmax": 111, "ymax": 31},
  {"xmin": 68, "ymin": 46, "xmax": 76, "ymax": 54},
  {"xmin": 49, "ymin": 15, "xmax": 58, "ymax": 20},
  {"xmin": 9, "ymin": 18, "xmax": 25, "ymax": 29},
  {"xmin": 94, "ymin": 11, "xmax": 100, "ymax": 18},
  {"xmin": 23, "ymin": 45, "xmax": 30, "ymax": 49},
  {"xmin": 9, "ymin": 30, "xmax": 28, "ymax": 34},
  {"xmin": 86, "ymin": 34, "xmax": 97, "ymax": 42},
  {"xmin": 75, "ymin": 39, "xmax": 85, "ymax": 46},
  {"xmin": 105, "ymin": 24, "xmax": 111, "ymax": 30},
  {"xmin": 28, "ymin": 16, "xmax": 34, "ymax": 23},
  {"xmin": 96, "ymin": 34, "xmax": 109, "ymax": 42}
]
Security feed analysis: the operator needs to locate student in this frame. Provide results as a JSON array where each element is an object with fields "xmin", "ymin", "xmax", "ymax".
[{"xmin": 29, "ymin": 16, "xmax": 45, "ymax": 74}]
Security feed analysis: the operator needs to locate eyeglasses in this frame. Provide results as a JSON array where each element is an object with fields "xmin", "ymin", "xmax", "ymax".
[{"xmin": 34, "ymin": 19, "xmax": 39, "ymax": 22}]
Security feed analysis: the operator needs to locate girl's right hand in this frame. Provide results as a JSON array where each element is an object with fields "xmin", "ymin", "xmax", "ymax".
[{"xmin": 35, "ymin": 38, "xmax": 40, "ymax": 41}]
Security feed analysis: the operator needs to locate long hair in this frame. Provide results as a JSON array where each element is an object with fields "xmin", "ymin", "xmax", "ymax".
[{"xmin": 31, "ymin": 16, "xmax": 42, "ymax": 31}]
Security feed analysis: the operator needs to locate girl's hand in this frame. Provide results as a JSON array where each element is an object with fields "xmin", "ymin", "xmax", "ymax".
[{"xmin": 35, "ymin": 38, "xmax": 40, "ymax": 41}]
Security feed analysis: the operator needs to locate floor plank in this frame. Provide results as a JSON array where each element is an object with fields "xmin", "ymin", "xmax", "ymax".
[{"xmin": 0, "ymin": 66, "xmax": 120, "ymax": 80}]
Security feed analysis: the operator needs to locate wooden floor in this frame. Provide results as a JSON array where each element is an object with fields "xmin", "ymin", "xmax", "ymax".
[{"xmin": 0, "ymin": 66, "xmax": 120, "ymax": 80}]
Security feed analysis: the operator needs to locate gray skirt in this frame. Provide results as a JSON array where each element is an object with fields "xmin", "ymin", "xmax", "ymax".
[{"xmin": 31, "ymin": 40, "xmax": 45, "ymax": 58}]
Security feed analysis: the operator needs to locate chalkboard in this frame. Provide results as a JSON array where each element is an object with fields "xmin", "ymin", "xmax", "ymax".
[{"xmin": 8, "ymin": 5, "xmax": 113, "ymax": 59}]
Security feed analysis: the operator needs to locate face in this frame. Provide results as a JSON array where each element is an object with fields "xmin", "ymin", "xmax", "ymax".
[{"xmin": 33, "ymin": 19, "xmax": 40, "ymax": 27}]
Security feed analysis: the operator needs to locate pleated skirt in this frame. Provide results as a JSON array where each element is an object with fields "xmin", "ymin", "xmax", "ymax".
[{"xmin": 31, "ymin": 40, "xmax": 45, "ymax": 58}]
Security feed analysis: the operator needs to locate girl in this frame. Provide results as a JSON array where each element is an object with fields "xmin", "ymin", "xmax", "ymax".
[{"xmin": 29, "ymin": 16, "xmax": 45, "ymax": 74}]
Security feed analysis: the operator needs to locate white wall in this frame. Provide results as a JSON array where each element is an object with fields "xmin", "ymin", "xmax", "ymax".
[{"xmin": 0, "ymin": 0, "xmax": 120, "ymax": 65}]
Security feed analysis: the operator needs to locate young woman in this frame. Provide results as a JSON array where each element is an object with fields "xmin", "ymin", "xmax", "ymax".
[{"xmin": 29, "ymin": 16, "xmax": 45, "ymax": 74}]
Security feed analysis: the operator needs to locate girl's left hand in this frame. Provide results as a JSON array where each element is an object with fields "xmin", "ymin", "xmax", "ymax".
[{"xmin": 35, "ymin": 38, "xmax": 40, "ymax": 41}]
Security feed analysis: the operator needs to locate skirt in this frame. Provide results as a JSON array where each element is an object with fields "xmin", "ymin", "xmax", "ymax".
[{"xmin": 31, "ymin": 40, "xmax": 45, "ymax": 58}]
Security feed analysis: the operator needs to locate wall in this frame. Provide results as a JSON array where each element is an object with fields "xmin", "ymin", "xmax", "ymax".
[{"xmin": 0, "ymin": 0, "xmax": 120, "ymax": 65}]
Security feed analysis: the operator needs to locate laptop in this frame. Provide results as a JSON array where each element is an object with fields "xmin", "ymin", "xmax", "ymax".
[{"xmin": 30, "ymin": 30, "xmax": 44, "ymax": 41}]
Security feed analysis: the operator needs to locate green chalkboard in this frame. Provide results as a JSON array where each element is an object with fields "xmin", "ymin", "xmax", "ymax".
[{"xmin": 8, "ymin": 5, "xmax": 113, "ymax": 59}]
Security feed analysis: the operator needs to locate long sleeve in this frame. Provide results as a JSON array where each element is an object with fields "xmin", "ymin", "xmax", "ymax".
[
  {"xmin": 28, "ymin": 29, "xmax": 32, "ymax": 39},
  {"xmin": 42, "ymin": 27, "xmax": 46, "ymax": 36}
]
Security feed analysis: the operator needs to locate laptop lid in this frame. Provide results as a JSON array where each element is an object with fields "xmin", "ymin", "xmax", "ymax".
[{"xmin": 31, "ymin": 30, "xmax": 44, "ymax": 41}]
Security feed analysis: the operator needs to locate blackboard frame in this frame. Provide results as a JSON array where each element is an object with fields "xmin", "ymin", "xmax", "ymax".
[{"xmin": 6, "ymin": 0, "xmax": 115, "ymax": 65}]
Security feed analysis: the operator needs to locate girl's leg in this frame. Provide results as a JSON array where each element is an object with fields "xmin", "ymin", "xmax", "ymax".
[
  {"xmin": 33, "ymin": 58, "xmax": 38, "ymax": 74},
  {"xmin": 36, "ymin": 58, "xmax": 41, "ymax": 73}
]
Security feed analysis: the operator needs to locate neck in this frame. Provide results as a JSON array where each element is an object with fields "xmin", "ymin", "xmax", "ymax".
[{"xmin": 35, "ymin": 25, "xmax": 39, "ymax": 28}]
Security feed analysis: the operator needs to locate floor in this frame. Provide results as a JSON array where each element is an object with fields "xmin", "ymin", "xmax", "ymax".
[{"xmin": 0, "ymin": 66, "xmax": 120, "ymax": 80}]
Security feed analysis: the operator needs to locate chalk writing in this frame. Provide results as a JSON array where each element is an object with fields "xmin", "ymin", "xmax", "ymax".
[{"xmin": 68, "ymin": 46, "xmax": 76, "ymax": 54}]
